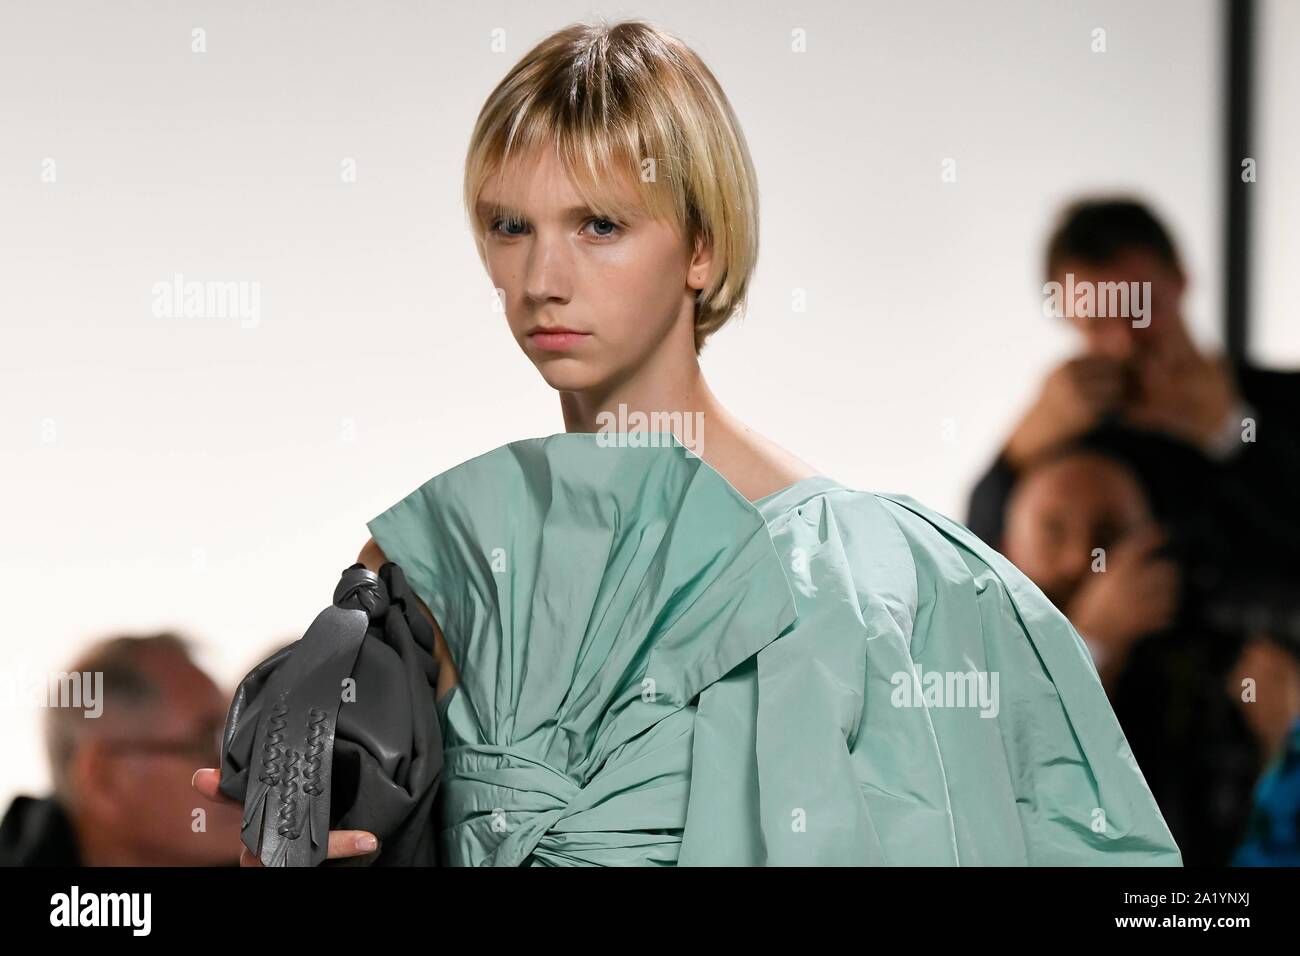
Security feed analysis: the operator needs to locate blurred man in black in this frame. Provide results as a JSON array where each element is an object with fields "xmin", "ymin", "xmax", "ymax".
[
  {"xmin": 970, "ymin": 199, "xmax": 1300, "ymax": 590},
  {"xmin": 0, "ymin": 633, "xmax": 242, "ymax": 866},
  {"xmin": 969, "ymin": 199, "xmax": 1300, "ymax": 864}
]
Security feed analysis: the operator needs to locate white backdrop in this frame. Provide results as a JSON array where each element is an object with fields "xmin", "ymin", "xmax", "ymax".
[
  {"xmin": 1, "ymin": 0, "xmax": 1259, "ymax": 804},
  {"xmin": 1255, "ymin": 0, "xmax": 1300, "ymax": 364}
]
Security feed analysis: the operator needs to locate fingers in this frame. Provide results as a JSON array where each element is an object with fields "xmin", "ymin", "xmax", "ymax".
[
  {"xmin": 1070, "ymin": 359, "xmax": 1127, "ymax": 407},
  {"xmin": 191, "ymin": 767, "xmax": 238, "ymax": 804},
  {"xmin": 1067, "ymin": 354, "xmax": 1125, "ymax": 376},
  {"xmin": 194, "ymin": 767, "xmax": 379, "ymax": 865},
  {"xmin": 1098, "ymin": 526, "xmax": 1179, "ymax": 632},
  {"xmin": 1140, "ymin": 563, "xmax": 1180, "ymax": 623},
  {"xmin": 328, "ymin": 830, "xmax": 380, "ymax": 860},
  {"xmin": 1068, "ymin": 355, "xmax": 1127, "ymax": 386},
  {"xmin": 1127, "ymin": 550, "xmax": 1178, "ymax": 599},
  {"xmin": 1055, "ymin": 357, "xmax": 1127, "ymax": 421},
  {"xmin": 1113, "ymin": 524, "xmax": 1167, "ymax": 563},
  {"xmin": 1121, "ymin": 554, "xmax": 1179, "ymax": 632},
  {"xmin": 236, "ymin": 831, "xmax": 379, "ymax": 865}
]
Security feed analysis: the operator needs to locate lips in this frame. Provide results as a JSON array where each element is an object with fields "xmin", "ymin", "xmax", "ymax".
[
  {"xmin": 527, "ymin": 327, "xmax": 591, "ymax": 352},
  {"xmin": 528, "ymin": 325, "xmax": 586, "ymax": 336}
]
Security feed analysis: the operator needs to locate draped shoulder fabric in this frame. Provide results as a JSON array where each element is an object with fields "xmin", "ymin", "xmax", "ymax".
[
  {"xmin": 367, "ymin": 433, "xmax": 1182, "ymax": 866},
  {"xmin": 681, "ymin": 478, "xmax": 1182, "ymax": 865}
]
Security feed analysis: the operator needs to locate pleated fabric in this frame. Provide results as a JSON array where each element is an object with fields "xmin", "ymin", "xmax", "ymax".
[
  {"xmin": 368, "ymin": 434, "xmax": 798, "ymax": 865},
  {"xmin": 367, "ymin": 433, "xmax": 1182, "ymax": 866}
]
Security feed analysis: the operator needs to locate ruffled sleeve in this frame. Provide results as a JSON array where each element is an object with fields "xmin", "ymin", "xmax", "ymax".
[{"xmin": 679, "ymin": 486, "xmax": 1183, "ymax": 866}]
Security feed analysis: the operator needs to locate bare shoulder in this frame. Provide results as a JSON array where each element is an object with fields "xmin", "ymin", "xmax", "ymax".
[
  {"xmin": 706, "ymin": 424, "xmax": 820, "ymax": 503},
  {"xmin": 749, "ymin": 430, "xmax": 820, "ymax": 482}
]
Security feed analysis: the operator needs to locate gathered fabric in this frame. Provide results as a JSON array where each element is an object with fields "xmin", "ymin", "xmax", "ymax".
[{"xmin": 367, "ymin": 433, "xmax": 1182, "ymax": 866}]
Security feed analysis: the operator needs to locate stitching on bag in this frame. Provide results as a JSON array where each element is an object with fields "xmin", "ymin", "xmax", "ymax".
[
  {"xmin": 277, "ymin": 750, "xmax": 302, "ymax": 838},
  {"xmin": 302, "ymin": 708, "xmax": 328, "ymax": 797},
  {"xmin": 258, "ymin": 700, "xmax": 289, "ymax": 785}
]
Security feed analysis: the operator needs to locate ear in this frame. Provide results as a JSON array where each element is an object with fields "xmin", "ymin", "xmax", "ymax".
[
  {"xmin": 1172, "ymin": 265, "xmax": 1188, "ymax": 300},
  {"xmin": 687, "ymin": 234, "xmax": 714, "ymax": 295},
  {"xmin": 72, "ymin": 740, "xmax": 117, "ymax": 818}
]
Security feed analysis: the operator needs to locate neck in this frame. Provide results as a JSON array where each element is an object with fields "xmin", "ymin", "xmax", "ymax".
[{"xmin": 558, "ymin": 330, "xmax": 731, "ymax": 442}]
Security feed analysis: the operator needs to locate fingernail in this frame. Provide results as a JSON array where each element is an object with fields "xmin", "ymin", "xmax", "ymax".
[{"xmin": 357, "ymin": 834, "xmax": 378, "ymax": 852}]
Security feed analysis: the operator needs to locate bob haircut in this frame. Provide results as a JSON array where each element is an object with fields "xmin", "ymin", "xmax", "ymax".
[{"xmin": 463, "ymin": 18, "xmax": 760, "ymax": 353}]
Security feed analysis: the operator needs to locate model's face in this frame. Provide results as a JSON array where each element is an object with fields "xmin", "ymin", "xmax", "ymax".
[
  {"xmin": 1057, "ymin": 248, "xmax": 1185, "ymax": 362},
  {"xmin": 475, "ymin": 147, "xmax": 704, "ymax": 395}
]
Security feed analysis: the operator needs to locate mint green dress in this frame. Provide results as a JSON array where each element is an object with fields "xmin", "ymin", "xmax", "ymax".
[{"xmin": 366, "ymin": 433, "xmax": 1181, "ymax": 866}]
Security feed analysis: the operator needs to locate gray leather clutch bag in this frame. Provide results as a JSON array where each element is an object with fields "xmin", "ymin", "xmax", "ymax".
[{"xmin": 218, "ymin": 562, "xmax": 443, "ymax": 866}]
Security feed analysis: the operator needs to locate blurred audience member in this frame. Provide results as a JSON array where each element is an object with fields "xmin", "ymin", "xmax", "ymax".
[
  {"xmin": 1002, "ymin": 447, "xmax": 1260, "ymax": 865},
  {"xmin": 969, "ymin": 198, "xmax": 1300, "ymax": 609},
  {"xmin": 0, "ymin": 632, "xmax": 242, "ymax": 866},
  {"xmin": 1230, "ymin": 639, "xmax": 1300, "ymax": 866},
  {"xmin": 1002, "ymin": 446, "xmax": 1175, "ymax": 691}
]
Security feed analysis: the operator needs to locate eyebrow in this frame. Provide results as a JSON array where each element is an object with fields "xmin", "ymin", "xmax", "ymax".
[{"xmin": 475, "ymin": 200, "xmax": 630, "ymax": 223}]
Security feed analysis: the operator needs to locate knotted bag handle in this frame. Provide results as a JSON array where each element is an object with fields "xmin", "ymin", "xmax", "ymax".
[{"xmin": 232, "ymin": 565, "xmax": 388, "ymax": 866}]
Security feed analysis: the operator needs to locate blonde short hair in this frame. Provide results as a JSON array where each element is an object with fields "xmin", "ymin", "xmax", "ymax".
[{"xmin": 463, "ymin": 18, "xmax": 760, "ymax": 353}]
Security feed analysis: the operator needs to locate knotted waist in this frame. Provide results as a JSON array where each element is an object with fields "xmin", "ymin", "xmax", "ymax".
[{"xmin": 437, "ymin": 704, "xmax": 697, "ymax": 867}]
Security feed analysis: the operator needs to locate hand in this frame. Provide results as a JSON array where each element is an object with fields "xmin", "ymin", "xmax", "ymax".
[
  {"xmin": 191, "ymin": 768, "xmax": 380, "ymax": 866},
  {"xmin": 1066, "ymin": 524, "xmax": 1179, "ymax": 666},
  {"xmin": 1123, "ymin": 332, "xmax": 1239, "ymax": 449},
  {"xmin": 1005, "ymin": 356, "xmax": 1127, "ymax": 467},
  {"xmin": 1227, "ymin": 638, "xmax": 1300, "ymax": 758}
]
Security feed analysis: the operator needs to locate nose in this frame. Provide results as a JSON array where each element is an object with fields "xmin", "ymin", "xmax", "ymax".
[
  {"xmin": 1062, "ymin": 542, "xmax": 1091, "ymax": 577},
  {"xmin": 522, "ymin": 230, "xmax": 572, "ymax": 306}
]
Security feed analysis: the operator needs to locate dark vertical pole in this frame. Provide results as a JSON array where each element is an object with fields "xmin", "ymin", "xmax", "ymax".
[{"xmin": 1224, "ymin": 0, "xmax": 1255, "ymax": 362}]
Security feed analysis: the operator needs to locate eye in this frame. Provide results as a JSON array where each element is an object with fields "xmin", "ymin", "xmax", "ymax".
[
  {"xmin": 1040, "ymin": 518, "xmax": 1066, "ymax": 546},
  {"xmin": 583, "ymin": 217, "xmax": 622, "ymax": 239},
  {"xmin": 489, "ymin": 216, "xmax": 528, "ymax": 238}
]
